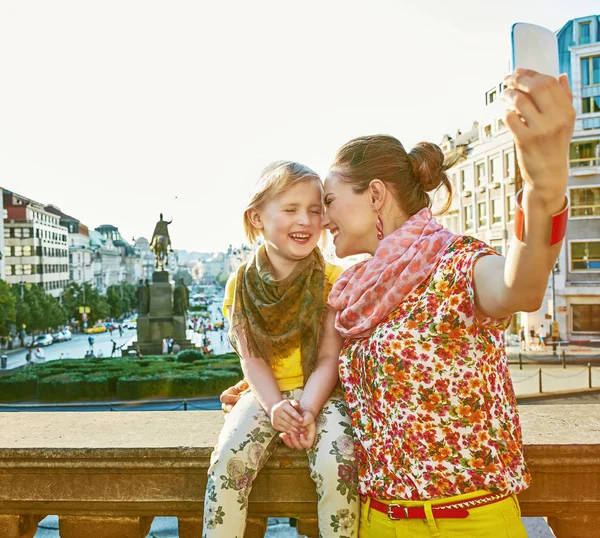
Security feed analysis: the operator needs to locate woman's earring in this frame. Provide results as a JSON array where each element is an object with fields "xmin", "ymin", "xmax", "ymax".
[{"xmin": 376, "ymin": 213, "xmax": 384, "ymax": 240}]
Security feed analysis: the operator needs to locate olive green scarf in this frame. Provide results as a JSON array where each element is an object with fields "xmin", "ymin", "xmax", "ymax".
[{"xmin": 229, "ymin": 245, "xmax": 329, "ymax": 383}]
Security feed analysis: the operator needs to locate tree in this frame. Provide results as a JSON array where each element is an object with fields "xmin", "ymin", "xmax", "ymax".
[
  {"xmin": 106, "ymin": 283, "xmax": 137, "ymax": 318},
  {"xmin": 61, "ymin": 282, "xmax": 110, "ymax": 326},
  {"xmin": 11, "ymin": 284, "xmax": 66, "ymax": 332},
  {"xmin": 0, "ymin": 280, "xmax": 16, "ymax": 336}
]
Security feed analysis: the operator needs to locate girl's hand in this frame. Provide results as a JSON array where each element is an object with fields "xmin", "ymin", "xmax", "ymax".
[
  {"xmin": 279, "ymin": 410, "xmax": 317, "ymax": 450},
  {"xmin": 270, "ymin": 399, "xmax": 304, "ymax": 434},
  {"xmin": 503, "ymin": 69, "xmax": 575, "ymax": 201}
]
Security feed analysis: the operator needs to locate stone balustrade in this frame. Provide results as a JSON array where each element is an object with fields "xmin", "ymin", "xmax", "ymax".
[{"xmin": 0, "ymin": 405, "xmax": 599, "ymax": 538}]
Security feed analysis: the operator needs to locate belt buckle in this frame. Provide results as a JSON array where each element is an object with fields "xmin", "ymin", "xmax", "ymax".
[{"xmin": 387, "ymin": 503, "xmax": 408, "ymax": 520}]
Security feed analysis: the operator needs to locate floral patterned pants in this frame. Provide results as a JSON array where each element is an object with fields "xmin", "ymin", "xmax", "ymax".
[{"xmin": 202, "ymin": 388, "xmax": 360, "ymax": 538}]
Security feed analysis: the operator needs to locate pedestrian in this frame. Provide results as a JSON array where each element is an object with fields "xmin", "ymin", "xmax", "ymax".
[
  {"xmin": 519, "ymin": 326, "xmax": 526, "ymax": 351},
  {"xmin": 111, "ymin": 339, "xmax": 118, "ymax": 358},
  {"xmin": 202, "ymin": 161, "xmax": 358, "ymax": 537},
  {"xmin": 172, "ymin": 342, "xmax": 181, "ymax": 355},
  {"xmin": 88, "ymin": 335, "xmax": 94, "ymax": 350},
  {"xmin": 118, "ymin": 324, "xmax": 123, "ymax": 337},
  {"xmin": 538, "ymin": 324, "xmax": 547, "ymax": 349},
  {"xmin": 161, "ymin": 338, "xmax": 169, "ymax": 355},
  {"xmin": 25, "ymin": 348, "xmax": 32, "ymax": 365}
]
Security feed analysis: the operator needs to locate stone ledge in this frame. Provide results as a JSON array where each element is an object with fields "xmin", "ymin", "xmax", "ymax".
[{"xmin": 0, "ymin": 405, "xmax": 599, "ymax": 537}]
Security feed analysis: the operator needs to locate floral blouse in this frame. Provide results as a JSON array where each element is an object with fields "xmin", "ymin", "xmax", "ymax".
[{"xmin": 338, "ymin": 236, "xmax": 530, "ymax": 500}]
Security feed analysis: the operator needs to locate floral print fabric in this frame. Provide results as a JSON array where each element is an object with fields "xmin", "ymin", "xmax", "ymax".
[
  {"xmin": 203, "ymin": 388, "xmax": 359, "ymax": 538},
  {"xmin": 338, "ymin": 236, "xmax": 530, "ymax": 501}
]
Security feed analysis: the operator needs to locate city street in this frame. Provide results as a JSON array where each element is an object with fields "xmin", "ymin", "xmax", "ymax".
[{"xmin": 1, "ymin": 330, "xmax": 135, "ymax": 370}]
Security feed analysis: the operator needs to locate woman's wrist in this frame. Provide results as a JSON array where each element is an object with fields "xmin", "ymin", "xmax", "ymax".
[{"xmin": 521, "ymin": 183, "xmax": 567, "ymax": 215}]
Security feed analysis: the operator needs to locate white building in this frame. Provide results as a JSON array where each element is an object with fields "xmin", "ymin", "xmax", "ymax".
[
  {"xmin": 437, "ymin": 14, "xmax": 600, "ymax": 341},
  {"xmin": 45, "ymin": 205, "xmax": 94, "ymax": 286},
  {"xmin": 2, "ymin": 189, "xmax": 69, "ymax": 298},
  {"xmin": 89, "ymin": 230, "xmax": 122, "ymax": 293},
  {"xmin": 0, "ymin": 188, "xmax": 5, "ymax": 281}
]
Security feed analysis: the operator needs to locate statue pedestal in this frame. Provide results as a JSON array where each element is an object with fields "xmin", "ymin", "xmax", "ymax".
[{"xmin": 125, "ymin": 271, "xmax": 197, "ymax": 356}]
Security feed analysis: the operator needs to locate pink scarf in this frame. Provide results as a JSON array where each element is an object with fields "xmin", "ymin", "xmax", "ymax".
[{"xmin": 328, "ymin": 208, "xmax": 456, "ymax": 339}]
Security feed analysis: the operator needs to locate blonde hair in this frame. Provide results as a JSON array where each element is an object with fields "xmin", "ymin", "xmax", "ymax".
[
  {"xmin": 332, "ymin": 135, "xmax": 455, "ymax": 216},
  {"xmin": 243, "ymin": 161, "xmax": 322, "ymax": 243}
]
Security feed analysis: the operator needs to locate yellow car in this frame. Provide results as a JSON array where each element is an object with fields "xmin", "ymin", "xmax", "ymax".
[{"xmin": 84, "ymin": 325, "xmax": 107, "ymax": 334}]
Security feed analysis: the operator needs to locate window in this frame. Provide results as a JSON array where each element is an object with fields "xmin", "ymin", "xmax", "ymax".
[
  {"xmin": 582, "ymin": 97, "xmax": 600, "ymax": 114},
  {"xmin": 572, "ymin": 304, "xmax": 600, "ymax": 333},
  {"xmin": 580, "ymin": 22, "xmax": 591, "ymax": 45},
  {"xmin": 14, "ymin": 264, "xmax": 23, "ymax": 276},
  {"xmin": 484, "ymin": 124, "xmax": 492, "ymax": 138},
  {"xmin": 4, "ymin": 246, "xmax": 11, "ymax": 257},
  {"xmin": 571, "ymin": 187, "xmax": 600, "ymax": 217},
  {"xmin": 14, "ymin": 228, "xmax": 22, "ymax": 238},
  {"xmin": 23, "ymin": 245, "xmax": 32, "ymax": 256},
  {"xmin": 478, "ymin": 202, "xmax": 487, "ymax": 227},
  {"xmin": 581, "ymin": 56, "xmax": 600, "ymax": 86},
  {"xmin": 487, "ymin": 89, "xmax": 497, "ymax": 104},
  {"xmin": 505, "ymin": 151, "xmax": 515, "ymax": 179},
  {"xmin": 23, "ymin": 264, "xmax": 32, "ymax": 275},
  {"xmin": 460, "ymin": 168, "xmax": 473, "ymax": 191},
  {"xmin": 14, "ymin": 246, "xmax": 22, "ymax": 256},
  {"xmin": 463, "ymin": 205, "xmax": 474, "ymax": 230},
  {"xmin": 476, "ymin": 163, "xmax": 486, "ymax": 187},
  {"xmin": 490, "ymin": 157, "xmax": 501, "ymax": 183},
  {"xmin": 491, "ymin": 198, "xmax": 503, "ymax": 224},
  {"xmin": 491, "ymin": 241, "xmax": 503, "ymax": 256},
  {"xmin": 507, "ymin": 195, "xmax": 515, "ymax": 222},
  {"xmin": 4, "ymin": 228, "xmax": 10, "ymax": 238},
  {"xmin": 571, "ymin": 241, "xmax": 600, "ymax": 271},
  {"xmin": 6, "ymin": 265, "xmax": 13, "ymax": 276},
  {"xmin": 23, "ymin": 228, "xmax": 31, "ymax": 238},
  {"xmin": 570, "ymin": 140, "xmax": 600, "ymax": 167}
]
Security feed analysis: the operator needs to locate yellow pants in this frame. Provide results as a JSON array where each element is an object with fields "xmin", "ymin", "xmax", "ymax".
[{"xmin": 359, "ymin": 490, "xmax": 528, "ymax": 538}]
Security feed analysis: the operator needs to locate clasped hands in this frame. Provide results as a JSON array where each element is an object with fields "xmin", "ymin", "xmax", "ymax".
[{"xmin": 220, "ymin": 380, "xmax": 316, "ymax": 450}]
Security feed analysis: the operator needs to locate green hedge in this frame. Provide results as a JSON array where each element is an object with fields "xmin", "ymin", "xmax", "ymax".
[
  {"xmin": 0, "ymin": 376, "xmax": 38, "ymax": 402},
  {"xmin": 0, "ymin": 353, "xmax": 242, "ymax": 403}
]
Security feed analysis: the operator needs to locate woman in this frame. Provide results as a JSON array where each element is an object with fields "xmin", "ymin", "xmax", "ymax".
[{"xmin": 222, "ymin": 69, "xmax": 574, "ymax": 537}]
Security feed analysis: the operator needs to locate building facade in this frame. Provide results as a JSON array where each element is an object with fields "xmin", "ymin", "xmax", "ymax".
[
  {"xmin": 437, "ymin": 14, "xmax": 600, "ymax": 341},
  {"xmin": 2, "ymin": 189, "xmax": 69, "ymax": 298},
  {"xmin": 89, "ymin": 230, "xmax": 122, "ymax": 293},
  {"xmin": 0, "ymin": 188, "xmax": 5, "ymax": 281},
  {"xmin": 45, "ymin": 206, "xmax": 94, "ymax": 286},
  {"xmin": 559, "ymin": 15, "xmax": 600, "ymax": 341},
  {"xmin": 95, "ymin": 225, "xmax": 143, "ymax": 286}
]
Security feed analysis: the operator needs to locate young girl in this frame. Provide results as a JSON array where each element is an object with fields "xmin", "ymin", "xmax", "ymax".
[{"xmin": 202, "ymin": 161, "xmax": 359, "ymax": 538}]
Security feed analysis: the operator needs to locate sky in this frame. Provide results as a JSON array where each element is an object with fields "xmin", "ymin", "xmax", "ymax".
[{"xmin": 1, "ymin": 1, "xmax": 597, "ymax": 253}]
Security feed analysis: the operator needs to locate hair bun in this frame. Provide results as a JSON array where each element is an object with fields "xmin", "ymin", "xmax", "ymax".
[{"xmin": 408, "ymin": 142, "xmax": 446, "ymax": 192}]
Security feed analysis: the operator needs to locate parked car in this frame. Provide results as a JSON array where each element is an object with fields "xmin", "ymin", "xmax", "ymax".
[
  {"xmin": 33, "ymin": 334, "xmax": 53, "ymax": 347},
  {"xmin": 124, "ymin": 321, "xmax": 137, "ymax": 330},
  {"xmin": 60, "ymin": 329, "xmax": 72, "ymax": 341},
  {"xmin": 51, "ymin": 332, "xmax": 65, "ymax": 343},
  {"xmin": 84, "ymin": 325, "xmax": 107, "ymax": 334}
]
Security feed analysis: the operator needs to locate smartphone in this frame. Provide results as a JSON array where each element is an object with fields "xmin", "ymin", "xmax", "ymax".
[{"xmin": 511, "ymin": 22, "xmax": 559, "ymax": 78}]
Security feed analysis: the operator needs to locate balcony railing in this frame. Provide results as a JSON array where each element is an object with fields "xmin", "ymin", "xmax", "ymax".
[
  {"xmin": 0, "ymin": 406, "xmax": 599, "ymax": 537},
  {"xmin": 570, "ymin": 157, "xmax": 600, "ymax": 168}
]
